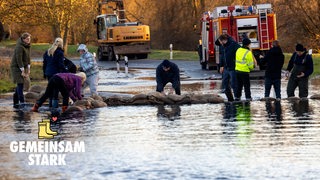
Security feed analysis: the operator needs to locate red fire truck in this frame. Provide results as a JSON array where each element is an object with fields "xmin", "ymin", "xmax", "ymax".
[{"xmin": 198, "ymin": 3, "xmax": 277, "ymax": 70}]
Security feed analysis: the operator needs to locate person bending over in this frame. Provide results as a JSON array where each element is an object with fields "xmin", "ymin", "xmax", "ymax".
[{"xmin": 156, "ymin": 59, "xmax": 181, "ymax": 95}]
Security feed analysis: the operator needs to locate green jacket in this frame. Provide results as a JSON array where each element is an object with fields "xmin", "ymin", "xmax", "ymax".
[{"xmin": 10, "ymin": 38, "xmax": 31, "ymax": 84}]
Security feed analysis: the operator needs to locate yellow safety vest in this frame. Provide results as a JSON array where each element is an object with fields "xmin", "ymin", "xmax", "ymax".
[{"xmin": 235, "ymin": 47, "xmax": 254, "ymax": 73}]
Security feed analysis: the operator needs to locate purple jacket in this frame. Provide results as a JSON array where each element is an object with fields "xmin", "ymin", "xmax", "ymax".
[{"xmin": 56, "ymin": 73, "xmax": 82, "ymax": 101}]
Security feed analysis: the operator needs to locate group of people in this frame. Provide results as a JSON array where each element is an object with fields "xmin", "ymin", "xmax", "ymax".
[
  {"xmin": 217, "ymin": 34, "xmax": 314, "ymax": 102},
  {"xmin": 10, "ymin": 32, "xmax": 315, "ymax": 111},
  {"xmin": 10, "ymin": 32, "xmax": 99, "ymax": 112}
]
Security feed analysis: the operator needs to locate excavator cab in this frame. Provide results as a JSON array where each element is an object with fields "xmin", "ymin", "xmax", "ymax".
[{"xmin": 96, "ymin": 14, "xmax": 118, "ymax": 40}]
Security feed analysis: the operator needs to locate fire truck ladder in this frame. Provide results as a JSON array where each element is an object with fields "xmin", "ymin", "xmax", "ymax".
[{"xmin": 258, "ymin": 9, "xmax": 270, "ymax": 49}]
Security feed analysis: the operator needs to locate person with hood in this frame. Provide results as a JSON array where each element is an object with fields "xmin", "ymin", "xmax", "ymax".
[
  {"xmin": 42, "ymin": 37, "xmax": 67, "ymax": 108},
  {"xmin": 31, "ymin": 72, "xmax": 86, "ymax": 113},
  {"xmin": 10, "ymin": 32, "xmax": 31, "ymax": 108},
  {"xmin": 260, "ymin": 40, "xmax": 284, "ymax": 100},
  {"xmin": 218, "ymin": 34, "xmax": 241, "ymax": 101},
  {"xmin": 156, "ymin": 59, "xmax": 181, "ymax": 95},
  {"xmin": 77, "ymin": 44, "xmax": 99, "ymax": 96},
  {"xmin": 286, "ymin": 44, "xmax": 313, "ymax": 98},
  {"xmin": 235, "ymin": 38, "xmax": 255, "ymax": 101}
]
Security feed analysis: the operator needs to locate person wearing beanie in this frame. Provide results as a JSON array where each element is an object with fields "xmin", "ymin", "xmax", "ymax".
[
  {"xmin": 234, "ymin": 38, "xmax": 255, "ymax": 101},
  {"xmin": 260, "ymin": 40, "xmax": 285, "ymax": 100},
  {"xmin": 10, "ymin": 32, "xmax": 31, "ymax": 108},
  {"xmin": 77, "ymin": 44, "xmax": 99, "ymax": 96},
  {"xmin": 218, "ymin": 34, "xmax": 241, "ymax": 102},
  {"xmin": 286, "ymin": 43, "xmax": 314, "ymax": 98},
  {"xmin": 156, "ymin": 59, "xmax": 181, "ymax": 95},
  {"xmin": 31, "ymin": 72, "xmax": 86, "ymax": 113}
]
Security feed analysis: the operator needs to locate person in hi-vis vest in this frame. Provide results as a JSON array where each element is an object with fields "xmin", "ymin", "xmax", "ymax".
[{"xmin": 235, "ymin": 38, "xmax": 255, "ymax": 101}]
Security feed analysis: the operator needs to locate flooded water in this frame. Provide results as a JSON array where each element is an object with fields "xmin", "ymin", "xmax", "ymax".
[{"xmin": 1, "ymin": 67, "xmax": 320, "ymax": 179}]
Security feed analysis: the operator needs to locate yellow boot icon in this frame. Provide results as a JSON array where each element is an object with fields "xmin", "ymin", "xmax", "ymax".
[
  {"xmin": 38, "ymin": 122, "xmax": 54, "ymax": 139},
  {"xmin": 42, "ymin": 119, "xmax": 58, "ymax": 135}
]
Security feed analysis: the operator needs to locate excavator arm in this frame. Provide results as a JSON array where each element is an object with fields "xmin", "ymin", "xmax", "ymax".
[{"xmin": 98, "ymin": 0, "xmax": 126, "ymax": 23}]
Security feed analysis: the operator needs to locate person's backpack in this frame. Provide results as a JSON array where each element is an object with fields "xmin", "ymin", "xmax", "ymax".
[{"xmin": 64, "ymin": 57, "xmax": 77, "ymax": 73}]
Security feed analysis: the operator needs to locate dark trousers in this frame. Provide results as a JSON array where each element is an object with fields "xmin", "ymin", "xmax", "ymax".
[
  {"xmin": 13, "ymin": 83, "xmax": 24, "ymax": 105},
  {"xmin": 235, "ymin": 71, "xmax": 251, "ymax": 100},
  {"xmin": 265, "ymin": 77, "xmax": 281, "ymax": 99},
  {"xmin": 222, "ymin": 69, "xmax": 237, "ymax": 101},
  {"xmin": 287, "ymin": 77, "xmax": 309, "ymax": 98},
  {"xmin": 46, "ymin": 75, "xmax": 54, "ymax": 107},
  {"xmin": 156, "ymin": 78, "xmax": 181, "ymax": 95},
  {"xmin": 37, "ymin": 76, "xmax": 69, "ymax": 106}
]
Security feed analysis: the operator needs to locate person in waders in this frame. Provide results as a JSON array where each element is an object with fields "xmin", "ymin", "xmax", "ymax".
[{"xmin": 286, "ymin": 44, "xmax": 313, "ymax": 98}]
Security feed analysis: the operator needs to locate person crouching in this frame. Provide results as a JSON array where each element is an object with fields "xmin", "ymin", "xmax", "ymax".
[
  {"xmin": 156, "ymin": 59, "xmax": 181, "ymax": 95},
  {"xmin": 31, "ymin": 72, "xmax": 86, "ymax": 113}
]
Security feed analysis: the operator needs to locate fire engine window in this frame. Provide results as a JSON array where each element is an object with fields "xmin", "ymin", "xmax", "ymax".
[{"xmin": 237, "ymin": 27, "xmax": 258, "ymax": 43}]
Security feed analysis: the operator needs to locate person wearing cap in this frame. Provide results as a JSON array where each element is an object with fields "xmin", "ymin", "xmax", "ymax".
[
  {"xmin": 77, "ymin": 44, "xmax": 99, "ymax": 96},
  {"xmin": 31, "ymin": 72, "xmax": 86, "ymax": 113},
  {"xmin": 156, "ymin": 59, "xmax": 181, "ymax": 95},
  {"xmin": 234, "ymin": 38, "xmax": 255, "ymax": 101},
  {"xmin": 10, "ymin": 32, "xmax": 31, "ymax": 108},
  {"xmin": 260, "ymin": 40, "xmax": 284, "ymax": 100},
  {"xmin": 286, "ymin": 43, "xmax": 313, "ymax": 98},
  {"xmin": 218, "ymin": 34, "xmax": 241, "ymax": 102}
]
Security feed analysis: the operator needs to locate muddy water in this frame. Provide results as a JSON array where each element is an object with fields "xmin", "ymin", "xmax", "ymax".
[{"xmin": 1, "ymin": 68, "xmax": 320, "ymax": 179}]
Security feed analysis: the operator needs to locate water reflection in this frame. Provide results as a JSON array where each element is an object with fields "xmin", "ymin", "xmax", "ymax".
[
  {"xmin": 157, "ymin": 105, "xmax": 181, "ymax": 121},
  {"xmin": 13, "ymin": 111, "xmax": 32, "ymax": 134},
  {"xmin": 265, "ymin": 100, "xmax": 283, "ymax": 122},
  {"xmin": 234, "ymin": 102, "xmax": 253, "ymax": 144},
  {"xmin": 290, "ymin": 99, "xmax": 311, "ymax": 118},
  {"xmin": 221, "ymin": 102, "xmax": 253, "ymax": 142}
]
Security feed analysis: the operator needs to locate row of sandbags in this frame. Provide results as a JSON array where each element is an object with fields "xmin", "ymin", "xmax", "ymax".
[
  {"xmin": 25, "ymin": 85, "xmax": 225, "ymax": 109},
  {"xmin": 104, "ymin": 92, "xmax": 224, "ymax": 106}
]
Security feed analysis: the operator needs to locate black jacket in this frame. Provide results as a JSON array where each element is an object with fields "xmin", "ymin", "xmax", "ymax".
[
  {"xmin": 156, "ymin": 61, "xmax": 180, "ymax": 83},
  {"xmin": 287, "ymin": 51, "xmax": 314, "ymax": 78},
  {"xmin": 261, "ymin": 46, "xmax": 284, "ymax": 79},
  {"xmin": 219, "ymin": 37, "xmax": 240, "ymax": 71}
]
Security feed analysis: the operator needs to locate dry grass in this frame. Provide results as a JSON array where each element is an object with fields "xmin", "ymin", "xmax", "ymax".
[{"xmin": 0, "ymin": 56, "xmax": 44, "ymax": 93}]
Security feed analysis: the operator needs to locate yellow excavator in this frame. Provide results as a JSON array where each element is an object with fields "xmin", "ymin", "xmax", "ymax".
[{"xmin": 95, "ymin": 0, "xmax": 151, "ymax": 61}]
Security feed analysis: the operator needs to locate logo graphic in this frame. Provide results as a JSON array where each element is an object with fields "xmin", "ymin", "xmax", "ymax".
[{"xmin": 38, "ymin": 119, "xmax": 57, "ymax": 139}]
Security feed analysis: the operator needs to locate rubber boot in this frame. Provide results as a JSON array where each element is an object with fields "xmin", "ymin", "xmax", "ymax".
[
  {"xmin": 31, "ymin": 103, "xmax": 39, "ymax": 112},
  {"xmin": 62, "ymin": 106, "xmax": 68, "ymax": 113},
  {"xmin": 13, "ymin": 92, "xmax": 19, "ymax": 108},
  {"xmin": 42, "ymin": 119, "xmax": 57, "ymax": 135},
  {"xmin": 38, "ymin": 122, "xmax": 54, "ymax": 139}
]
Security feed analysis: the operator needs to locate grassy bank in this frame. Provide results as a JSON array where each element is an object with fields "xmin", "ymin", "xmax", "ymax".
[{"xmin": 0, "ymin": 59, "xmax": 45, "ymax": 93}]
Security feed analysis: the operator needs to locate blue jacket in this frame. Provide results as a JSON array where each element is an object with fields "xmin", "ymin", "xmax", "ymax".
[
  {"xmin": 79, "ymin": 51, "xmax": 99, "ymax": 77},
  {"xmin": 219, "ymin": 37, "xmax": 240, "ymax": 71},
  {"xmin": 43, "ymin": 48, "xmax": 67, "ymax": 77}
]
